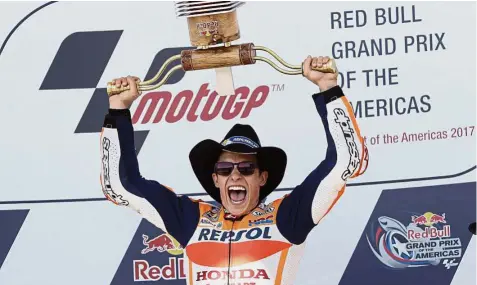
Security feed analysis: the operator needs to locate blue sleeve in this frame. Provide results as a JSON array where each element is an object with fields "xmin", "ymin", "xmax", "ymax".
[
  {"xmin": 276, "ymin": 86, "xmax": 368, "ymax": 244},
  {"xmin": 101, "ymin": 109, "xmax": 200, "ymax": 247}
]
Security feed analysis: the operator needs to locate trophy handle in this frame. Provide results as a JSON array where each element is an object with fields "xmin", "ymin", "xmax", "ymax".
[
  {"xmin": 107, "ymin": 55, "xmax": 183, "ymax": 96},
  {"xmin": 252, "ymin": 46, "xmax": 337, "ymax": 75},
  {"xmin": 106, "ymin": 44, "xmax": 337, "ymax": 96}
]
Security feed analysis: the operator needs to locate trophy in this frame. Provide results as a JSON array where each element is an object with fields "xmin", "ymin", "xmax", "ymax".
[{"xmin": 106, "ymin": 1, "xmax": 337, "ymax": 96}]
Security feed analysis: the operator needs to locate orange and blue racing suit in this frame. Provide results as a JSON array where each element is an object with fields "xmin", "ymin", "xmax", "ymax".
[{"xmin": 100, "ymin": 86, "xmax": 369, "ymax": 285}]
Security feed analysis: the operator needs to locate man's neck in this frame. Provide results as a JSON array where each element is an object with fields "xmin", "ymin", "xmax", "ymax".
[{"xmin": 222, "ymin": 202, "xmax": 261, "ymax": 220}]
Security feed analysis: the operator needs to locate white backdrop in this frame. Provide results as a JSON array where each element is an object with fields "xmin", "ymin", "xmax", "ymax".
[{"xmin": 0, "ymin": 1, "xmax": 475, "ymax": 285}]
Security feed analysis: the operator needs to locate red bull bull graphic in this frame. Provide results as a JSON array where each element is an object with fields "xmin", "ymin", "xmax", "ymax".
[
  {"xmin": 411, "ymin": 212, "xmax": 447, "ymax": 227},
  {"xmin": 411, "ymin": 215, "xmax": 427, "ymax": 226},
  {"xmin": 429, "ymin": 213, "xmax": 447, "ymax": 224},
  {"xmin": 142, "ymin": 234, "xmax": 183, "ymax": 255}
]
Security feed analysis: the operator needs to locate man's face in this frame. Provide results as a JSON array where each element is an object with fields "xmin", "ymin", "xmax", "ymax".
[{"xmin": 212, "ymin": 151, "xmax": 268, "ymax": 216}]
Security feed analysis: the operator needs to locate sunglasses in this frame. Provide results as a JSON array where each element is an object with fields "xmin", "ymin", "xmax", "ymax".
[{"xmin": 214, "ymin": 161, "xmax": 257, "ymax": 176}]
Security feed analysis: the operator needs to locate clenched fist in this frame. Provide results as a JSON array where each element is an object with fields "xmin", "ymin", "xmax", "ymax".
[
  {"xmin": 108, "ymin": 76, "xmax": 142, "ymax": 109},
  {"xmin": 303, "ymin": 56, "xmax": 338, "ymax": 92}
]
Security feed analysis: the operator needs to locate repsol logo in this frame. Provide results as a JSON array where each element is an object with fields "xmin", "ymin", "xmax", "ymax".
[
  {"xmin": 198, "ymin": 227, "xmax": 272, "ymax": 242},
  {"xmin": 333, "ymin": 108, "xmax": 360, "ymax": 180}
]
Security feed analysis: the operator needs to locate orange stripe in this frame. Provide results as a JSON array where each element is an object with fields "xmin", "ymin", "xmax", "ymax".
[
  {"xmin": 188, "ymin": 260, "xmax": 193, "ymax": 285},
  {"xmin": 360, "ymin": 147, "xmax": 369, "ymax": 174},
  {"xmin": 340, "ymin": 97, "xmax": 366, "ymax": 178},
  {"xmin": 351, "ymin": 142, "xmax": 365, "ymax": 178},
  {"xmin": 187, "ymin": 240, "xmax": 290, "ymax": 267},
  {"xmin": 274, "ymin": 247, "xmax": 290, "ymax": 285},
  {"xmin": 163, "ymin": 184, "xmax": 176, "ymax": 192}
]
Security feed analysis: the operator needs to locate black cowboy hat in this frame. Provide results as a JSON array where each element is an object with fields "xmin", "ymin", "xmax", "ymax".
[{"xmin": 189, "ymin": 124, "xmax": 287, "ymax": 203}]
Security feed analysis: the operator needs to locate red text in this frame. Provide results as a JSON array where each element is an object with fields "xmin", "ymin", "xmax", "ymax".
[
  {"xmin": 134, "ymin": 257, "xmax": 186, "ymax": 281},
  {"xmin": 407, "ymin": 225, "xmax": 451, "ymax": 240},
  {"xmin": 132, "ymin": 83, "xmax": 270, "ymax": 124},
  {"xmin": 196, "ymin": 268, "xmax": 270, "ymax": 281}
]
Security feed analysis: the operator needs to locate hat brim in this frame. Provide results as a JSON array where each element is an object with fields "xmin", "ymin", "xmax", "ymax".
[{"xmin": 189, "ymin": 139, "xmax": 287, "ymax": 203}]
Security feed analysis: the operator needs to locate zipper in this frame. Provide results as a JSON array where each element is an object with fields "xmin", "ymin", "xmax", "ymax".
[{"xmin": 227, "ymin": 220, "xmax": 235, "ymax": 285}]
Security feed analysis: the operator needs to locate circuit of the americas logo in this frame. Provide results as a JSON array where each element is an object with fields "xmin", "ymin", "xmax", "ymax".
[{"xmin": 39, "ymin": 30, "xmax": 274, "ymax": 152}]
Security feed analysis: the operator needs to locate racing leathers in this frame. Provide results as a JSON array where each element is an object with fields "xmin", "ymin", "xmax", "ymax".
[{"xmin": 100, "ymin": 86, "xmax": 368, "ymax": 285}]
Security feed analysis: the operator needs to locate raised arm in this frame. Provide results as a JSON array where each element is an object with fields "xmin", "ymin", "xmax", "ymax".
[
  {"xmin": 100, "ymin": 76, "xmax": 200, "ymax": 247},
  {"xmin": 276, "ymin": 57, "xmax": 369, "ymax": 244}
]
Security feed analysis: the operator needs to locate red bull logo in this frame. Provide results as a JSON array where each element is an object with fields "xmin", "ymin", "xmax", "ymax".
[
  {"xmin": 409, "ymin": 211, "xmax": 451, "ymax": 240},
  {"xmin": 411, "ymin": 212, "xmax": 447, "ymax": 227},
  {"xmin": 141, "ymin": 234, "xmax": 183, "ymax": 255}
]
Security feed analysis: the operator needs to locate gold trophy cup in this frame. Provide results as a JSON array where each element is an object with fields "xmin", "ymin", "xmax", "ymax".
[{"xmin": 107, "ymin": 1, "xmax": 337, "ymax": 96}]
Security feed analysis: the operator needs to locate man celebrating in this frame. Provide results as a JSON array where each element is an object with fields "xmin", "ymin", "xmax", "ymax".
[{"xmin": 100, "ymin": 56, "xmax": 368, "ymax": 285}]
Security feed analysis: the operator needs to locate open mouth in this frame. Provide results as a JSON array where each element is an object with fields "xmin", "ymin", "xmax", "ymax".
[{"xmin": 228, "ymin": 185, "xmax": 247, "ymax": 204}]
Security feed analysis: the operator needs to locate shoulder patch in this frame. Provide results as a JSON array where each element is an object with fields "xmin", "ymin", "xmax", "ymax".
[{"xmin": 198, "ymin": 202, "xmax": 223, "ymax": 228}]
